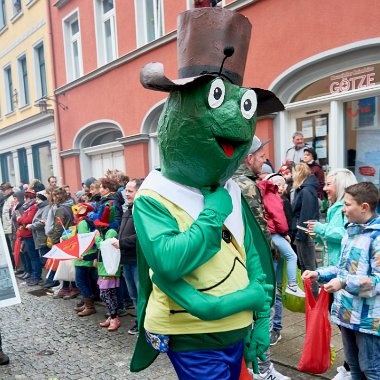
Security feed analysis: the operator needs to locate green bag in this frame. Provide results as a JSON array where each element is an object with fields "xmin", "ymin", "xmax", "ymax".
[{"xmin": 281, "ymin": 262, "xmax": 305, "ymax": 313}]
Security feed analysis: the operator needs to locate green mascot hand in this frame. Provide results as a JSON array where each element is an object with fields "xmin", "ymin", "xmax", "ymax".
[
  {"xmin": 244, "ymin": 302, "xmax": 271, "ymax": 374},
  {"xmin": 201, "ymin": 186, "xmax": 232, "ymax": 222}
]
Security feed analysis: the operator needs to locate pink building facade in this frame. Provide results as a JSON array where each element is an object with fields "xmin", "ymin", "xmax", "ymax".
[{"xmin": 48, "ymin": 0, "xmax": 380, "ymax": 190}]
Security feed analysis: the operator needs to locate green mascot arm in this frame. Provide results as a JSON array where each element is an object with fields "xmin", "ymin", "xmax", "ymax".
[
  {"xmin": 133, "ymin": 190, "xmax": 231, "ymax": 282},
  {"xmin": 151, "ymin": 272, "xmax": 272, "ymax": 320}
]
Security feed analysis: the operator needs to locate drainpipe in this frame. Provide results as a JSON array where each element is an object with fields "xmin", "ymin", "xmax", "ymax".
[{"xmin": 46, "ymin": 0, "xmax": 65, "ymax": 184}]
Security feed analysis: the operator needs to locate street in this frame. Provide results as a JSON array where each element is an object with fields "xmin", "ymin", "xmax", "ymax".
[{"xmin": 0, "ymin": 280, "xmax": 332, "ymax": 380}]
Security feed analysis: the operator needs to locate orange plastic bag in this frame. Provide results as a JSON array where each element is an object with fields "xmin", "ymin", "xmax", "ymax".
[
  {"xmin": 298, "ymin": 278, "xmax": 331, "ymax": 374},
  {"xmin": 239, "ymin": 358, "xmax": 252, "ymax": 380},
  {"xmin": 45, "ymin": 258, "xmax": 59, "ymax": 272}
]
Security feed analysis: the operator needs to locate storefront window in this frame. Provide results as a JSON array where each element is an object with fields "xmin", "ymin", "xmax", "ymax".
[
  {"xmin": 344, "ymin": 95, "xmax": 380, "ymax": 185},
  {"xmin": 293, "ymin": 63, "xmax": 380, "ymax": 102}
]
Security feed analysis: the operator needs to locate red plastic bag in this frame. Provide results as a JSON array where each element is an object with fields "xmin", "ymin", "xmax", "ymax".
[
  {"xmin": 239, "ymin": 358, "xmax": 252, "ymax": 380},
  {"xmin": 298, "ymin": 278, "xmax": 331, "ymax": 374}
]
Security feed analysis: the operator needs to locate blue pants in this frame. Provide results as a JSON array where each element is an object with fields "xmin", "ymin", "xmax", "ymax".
[
  {"xmin": 167, "ymin": 340, "xmax": 244, "ymax": 380},
  {"xmin": 271, "ymin": 234, "xmax": 297, "ymax": 283},
  {"xmin": 20, "ymin": 250, "xmax": 32, "ymax": 274},
  {"xmin": 340, "ymin": 326, "xmax": 380, "ymax": 380},
  {"xmin": 23, "ymin": 237, "xmax": 42, "ymax": 280},
  {"xmin": 272, "ymin": 259, "xmax": 284, "ymax": 332},
  {"xmin": 75, "ymin": 266, "xmax": 93, "ymax": 298},
  {"xmin": 123, "ymin": 262, "xmax": 138, "ymax": 310}
]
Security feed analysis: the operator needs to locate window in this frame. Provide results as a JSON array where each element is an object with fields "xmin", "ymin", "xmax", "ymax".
[
  {"xmin": 11, "ymin": 0, "xmax": 21, "ymax": 17},
  {"xmin": 0, "ymin": 0, "xmax": 6, "ymax": 29},
  {"xmin": 3, "ymin": 65, "xmax": 14, "ymax": 113},
  {"xmin": 135, "ymin": 0, "xmax": 164, "ymax": 47},
  {"xmin": 63, "ymin": 11, "xmax": 83, "ymax": 81},
  {"xmin": 17, "ymin": 148, "xmax": 29, "ymax": 184},
  {"xmin": 17, "ymin": 55, "xmax": 30, "ymax": 107},
  {"xmin": 344, "ymin": 95, "xmax": 380, "ymax": 184},
  {"xmin": 32, "ymin": 143, "xmax": 53, "ymax": 185},
  {"xmin": 94, "ymin": 0, "xmax": 117, "ymax": 65},
  {"xmin": 0, "ymin": 152, "xmax": 15, "ymax": 184},
  {"xmin": 34, "ymin": 43, "xmax": 47, "ymax": 98}
]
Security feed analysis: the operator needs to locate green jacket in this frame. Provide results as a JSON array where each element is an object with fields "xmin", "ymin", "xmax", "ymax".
[
  {"xmin": 313, "ymin": 200, "xmax": 347, "ymax": 266},
  {"xmin": 95, "ymin": 229, "xmax": 121, "ymax": 277},
  {"xmin": 74, "ymin": 219, "xmax": 97, "ymax": 268}
]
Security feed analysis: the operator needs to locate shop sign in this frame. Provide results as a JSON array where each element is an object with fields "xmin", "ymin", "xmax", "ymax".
[{"xmin": 330, "ymin": 66, "xmax": 375, "ymax": 94}]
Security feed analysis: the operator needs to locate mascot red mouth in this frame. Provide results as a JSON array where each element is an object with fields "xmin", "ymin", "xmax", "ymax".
[{"xmin": 215, "ymin": 136, "xmax": 244, "ymax": 158}]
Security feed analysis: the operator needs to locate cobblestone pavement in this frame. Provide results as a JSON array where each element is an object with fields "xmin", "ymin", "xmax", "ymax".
[
  {"xmin": 0, "ymin": 280, "xmax": 177, "ymax": 380},
  {"xmin": 0, "ymin": 279, "xmax": 332, "ymax": 379}
]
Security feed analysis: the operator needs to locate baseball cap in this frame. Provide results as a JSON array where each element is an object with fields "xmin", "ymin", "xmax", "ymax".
[{"xmin": 247, "ymin": 136, "xmax": 270, "ymax": 155}]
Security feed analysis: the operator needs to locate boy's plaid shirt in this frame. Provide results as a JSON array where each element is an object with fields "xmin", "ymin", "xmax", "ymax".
[{"xmin": 317, "ymin": 218, "xmax": 380, "ymax": 336}]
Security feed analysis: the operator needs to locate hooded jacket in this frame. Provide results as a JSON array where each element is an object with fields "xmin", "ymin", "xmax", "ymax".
[
  {"xmin": 17, "ymin": 199, "xmax": 38, "ymax": 239},
  {"xmin": 28, "ymin": 200, "xmax": 49, "ymax": 249},
  {"xmin": 1, "ymin": 191, "xmax": 14, "ymax": 234},
  {"xmin": 258, "ymin": 180, "xmax": 288, "ymax": 235},
  {"xmin": 51, "ymin": 199, "xmax": 74, "ymax": 244},
  {"xmin": 313, "ymin": 200, "xmax": 347, "ymax": 266},
  {"xmin": 317, "ymin": 217, "xmax": 380, "ymax": 336},
  {"xmin": 292, "ymin": 175, "xmax": 319, "ymax": 241}
]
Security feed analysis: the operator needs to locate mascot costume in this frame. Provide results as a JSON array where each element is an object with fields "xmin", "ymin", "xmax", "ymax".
[{"xmin": 130, "ymin": 7, "xmax": 284, "ymax": 380}]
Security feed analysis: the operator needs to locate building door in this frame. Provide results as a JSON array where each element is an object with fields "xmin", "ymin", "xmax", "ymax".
[
  {"xmin": 290, "ymin": 106, "xmax": 330, "ymax": 170},
  {"xmin": 89, "ymin": 149, "xmax": 125, "ymax": 179}
]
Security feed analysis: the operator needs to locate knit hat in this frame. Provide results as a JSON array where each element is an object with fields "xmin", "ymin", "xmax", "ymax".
[
  {"xmin": 36, "ymin": 192, "xmax": 47, "ymax": 201},
  {"xmin": 261, "ymin": 163, "xmax": 274, "ymax": 175},
  {"xmin": 24, "ymin": 189, "xmax": 36, "ymax": 198},
  {"xmin": 84, "ymin": 177, "xmax": 96, "ymax": 189},
  {"xmin": 303, "ymin": 147, "xmax": 317, "ymax": 161}
]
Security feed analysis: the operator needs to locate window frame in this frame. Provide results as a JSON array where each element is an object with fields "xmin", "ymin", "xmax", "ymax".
[
  {"xmin": 10, "ymin": 0, "xmax": 21, "ymax": 17},
  {"xmin": 94, "ymin": 0, "xmax": 118, "ymax": 66},
  {"xmin": 134, "ymin": 0, "xmax": 164, "ymax": 47},
  {"xmin": 62, "ymin": 9, "xmax": 84, "ymax": 82},
  {"xmin": 33, "ymin": 41, "xmax": 47, "ymax": 99},
  {"xmin": 17, "ymin": 53, "xmax": 30, "ymax": 108},
  {"xmin": 3, "ymin": 64, "xmax": 14, "ymax": 114},
  {"xmin": 0, "ymin": 0, "xmax": 6, "ymax": 30}
]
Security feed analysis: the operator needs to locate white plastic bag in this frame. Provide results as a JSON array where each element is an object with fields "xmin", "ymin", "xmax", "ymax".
[
  {"xmin": 54, "ymin": 260, "xmax": 75, "ymax": 281},
  {"xmin": 100, "ymin": 238, "xmax": 120, "ymax": 276}
]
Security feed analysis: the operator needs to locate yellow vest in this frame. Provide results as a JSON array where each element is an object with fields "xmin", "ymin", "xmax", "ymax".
[{"xmin": 140, "ymin": 189, "xmax": 252, "ymax": 335}]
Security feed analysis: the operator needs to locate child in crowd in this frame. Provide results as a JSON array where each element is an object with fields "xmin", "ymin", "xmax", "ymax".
[
  {"xmin": 259, "ymin": 175, "xmax": 305, "ymax": 298},
  {"xmin": 303, "ymin": 182, "xmax": 380, "ymax": 379},
  {"xmin": 94, "ymin": 202, "xmax": 121, "ymax": 331}
]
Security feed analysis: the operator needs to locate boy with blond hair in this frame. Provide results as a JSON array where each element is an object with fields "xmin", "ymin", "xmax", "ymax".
[{"xmin": 303, "ymin": 182, "xmax": 380, "ymax": 379}]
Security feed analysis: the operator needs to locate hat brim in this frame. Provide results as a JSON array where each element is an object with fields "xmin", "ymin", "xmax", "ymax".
[{"xmin": 140, "ymin": 62, "xmax": 285, "ymax": 117}]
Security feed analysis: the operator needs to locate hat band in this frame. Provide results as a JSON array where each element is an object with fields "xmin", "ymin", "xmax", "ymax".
[{"xmin": 178, "ymin": 65, "xmax": 243, "ymax": 86}]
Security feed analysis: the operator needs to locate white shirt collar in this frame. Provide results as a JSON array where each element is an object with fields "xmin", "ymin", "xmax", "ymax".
[{"xmin": 140, "ymin": 170, "xmax": 244, "ymax": 246}]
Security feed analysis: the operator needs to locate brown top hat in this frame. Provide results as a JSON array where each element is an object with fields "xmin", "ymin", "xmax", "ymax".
[{"xmin": 140, "ymin": 7, "xmax": 284, "ymax": 116}]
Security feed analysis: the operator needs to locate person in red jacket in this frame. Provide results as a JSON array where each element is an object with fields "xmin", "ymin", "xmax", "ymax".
[
  {"xmin": 258, "ymin": 179, "xmax": 305, "ymax": 298},
  {"xmin": 17, "ymin": 189, "xmax": 41, "ymax": 286}
]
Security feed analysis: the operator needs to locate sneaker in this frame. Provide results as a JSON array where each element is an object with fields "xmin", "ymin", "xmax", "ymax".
[
  {"xmin": 16, "ymin": 271, "xmax": 25, "ymax": 278},
  {"xmin": 270, "ymin": 330, "xmax": 282, "ymax": 346},
  {"xmin": 21, "ymin": 272, "xmax": 31, "ymax": 280},
  {"xmin": 128, "ymin": 322, "xmax": 138, "ymax": 335},
  {"xmin": 53, "ymin": 288, "xmax": 70, "ymax": 299},
  {"xmin": 285, "ymin": 284, "xmax": 305, "ymax": 298},
  {"xmin": 43, "ymin": 280, "xmax": 60, "ymax": 289},
  {"xmin": 14, "ymin": 269, "xmax": 24, "ymax": 275},
  {"xmin": 251, "ymin": 364, "xmax": 290, "ymax": 380},
  {"xmin": 63, "ymin": 288, "xmax": 80, "ymax": 300},
  {"xmin": 27, "ymin": 278, "xmax": 40, "ymax": 286},
  {"xmin": 108, "ymin": 317, "xmax": 120, "ymax": 331},
  {"xmin": 332, "ymin": 366, "xmax": 352, "ymax": 380},
  {"xmin": 99, "ymin": 317, "xmax": 111, "ymax": 328}
]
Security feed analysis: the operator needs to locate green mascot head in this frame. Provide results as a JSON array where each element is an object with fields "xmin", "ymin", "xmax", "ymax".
[{"xmin": 141, "ymin": 8, "xmax": 284, "ymax": 188}]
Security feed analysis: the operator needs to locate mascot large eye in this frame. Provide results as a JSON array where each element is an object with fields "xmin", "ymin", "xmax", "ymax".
[
  {"xmin": 208, "ymin": 78, "xmax": 225, "ymax": 109},
  {"xmin": 240, "ymin": 90, "xmax": 257, "ymax": 119}
]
